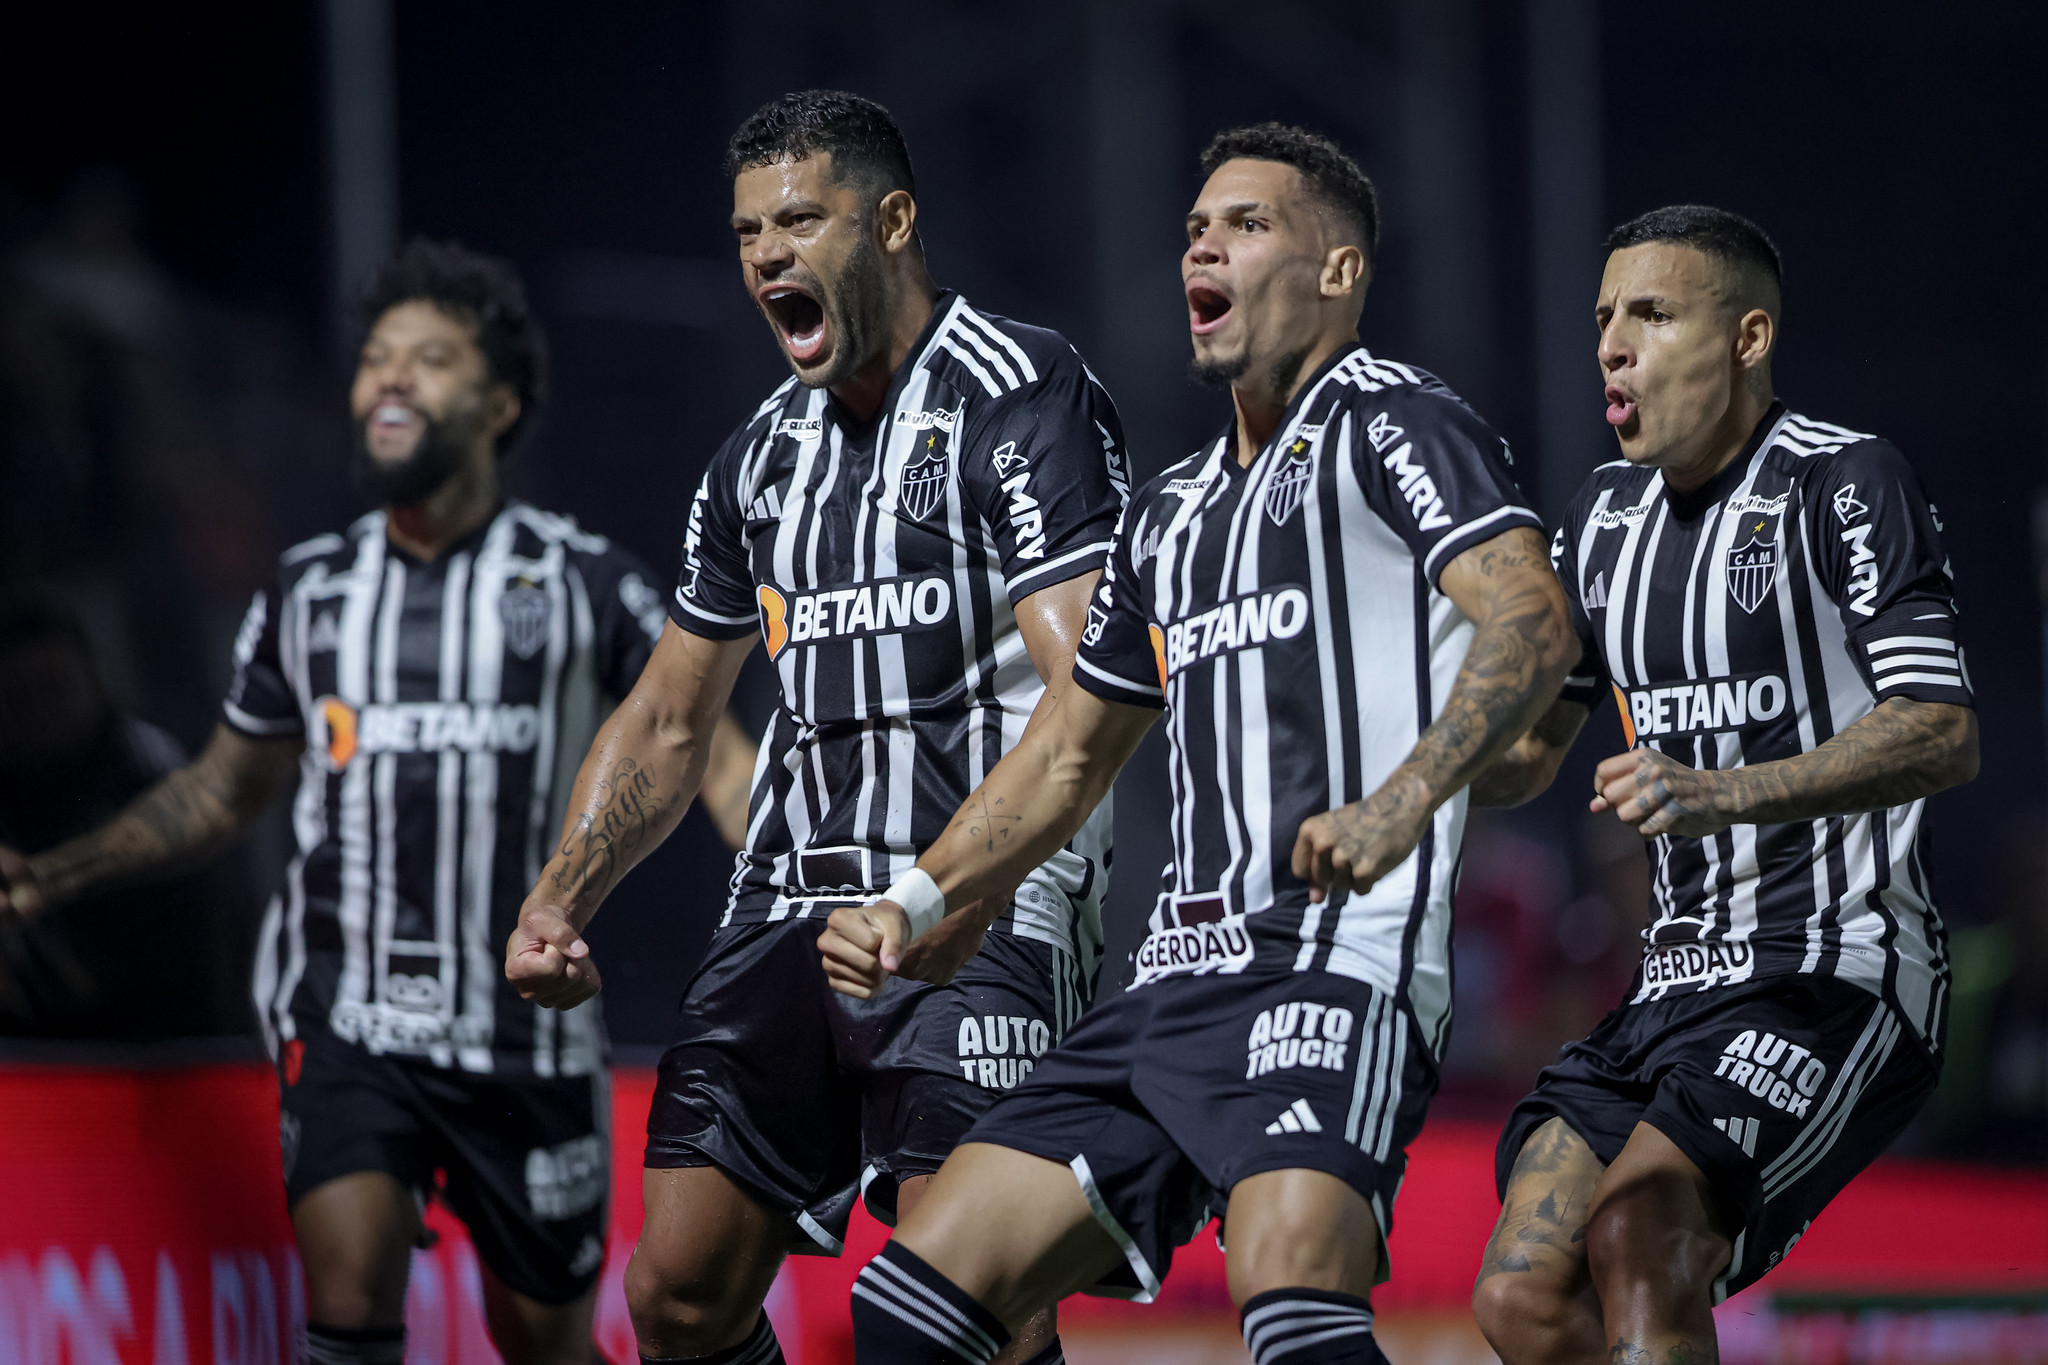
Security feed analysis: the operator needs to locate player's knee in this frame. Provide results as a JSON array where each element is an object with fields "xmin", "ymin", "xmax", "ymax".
[
  {"xmin": 1583, "ymin": 1185, "xmax": 1722, "ymax": 1302},
  {"xmin": 623, "ymin": 1243, "xmax": 758, "ymax": 1354},
  {"xmin": 1470, "ymin": 1273, "xmax": 1575, "ymax": 1364}
]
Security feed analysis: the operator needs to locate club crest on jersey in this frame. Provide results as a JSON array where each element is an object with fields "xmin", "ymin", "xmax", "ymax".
[
  {"xmin": 500, "ymin": 582, "xmax": 551, "ymax": 660},
  {"xmin": 898, "ymin": 433, "xmax": 950, "ymax": 524},
  {"xmin": 1725, "ymin": 514, "xmax": 1781, "ymax": 614},
  {"xmin": 1264, "ymin": 432, "xmax": 1317, "ymax": 527}
]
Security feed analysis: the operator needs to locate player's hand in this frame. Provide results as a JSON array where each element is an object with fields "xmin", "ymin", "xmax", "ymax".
[
  {"xmin": 1592, "ymin": 747, "xmax": 1730, "ymax": 838},
  {"xmin": 895, "ymin": 894, "xmax": 1009, "ymax": 987},
  {"xmin": 0, "ymin": 847, "xmax": 46, "ymax": 923},
  {"xmin": 505, "ymin": 902, "xmax": 603, "ymax": 1009},
  {"xmin": 1291, "ymin": 779, "xmax": 1433, "ymax": 904},
  {"xmin": 818, "ymin": 899, "xmax": 909, "ymax": 1000}
]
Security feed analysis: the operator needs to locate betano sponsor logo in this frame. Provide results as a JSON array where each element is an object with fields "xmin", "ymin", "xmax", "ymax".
[
  {"xmin": 309, "ymin": 697, "xmax": 540, "ymax": 771},
  {"xmin": 755, "ymin": 575, "xmax": 954, "ymax": 660},
  {"xmin": 1158, "ymin": 586, "xmax": 1310, "ymax": 679},
  {"xmin": 1618, "ymin": 673, "xmax": 1787, "ymax": 743}
]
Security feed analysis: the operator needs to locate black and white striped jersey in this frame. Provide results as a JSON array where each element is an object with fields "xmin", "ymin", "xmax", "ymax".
[
  {"xmin": 1072, "ymin": 344, "xmax": 1541, "ymax": 1056},
  {"xmin": 226, "ymin": 503, "xmax": 667, "ymax": 1076},
  {"xmin": 1553, "ymin": 402, "xmax": 1968, "ymax": 1050},
  {"xmin": 670, "ymin": 293, "xmax": 1129, "ymax": 974}
]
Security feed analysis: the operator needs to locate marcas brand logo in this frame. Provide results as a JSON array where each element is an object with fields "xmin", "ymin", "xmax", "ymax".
[
  {"xmin": 1245, "ymin": 1001, "xmax": 1355, "ymax": 1078},
  {"xmin": 755, "ymin": 575, "xmax": 954, "ymax": 660},
  {"xmin": 957, "ymin": 1013, "xmax": 1052, "ymax": 1090},
  {"xmin": 1622, "ymin": 673, "xmax": 1787, "ymax": 740},
  {"xmin": 774, "ymin": 416, "xmax": 824, "ymax": 442},
  {"xmin": 1713, "ymin": 1027, "xmax": 1828, "ymax": 1119},
  {"xmin": 309, "ymin": 697, "xmax": 541, "ymax": 771},
  {"xmin": 1159, "ymin": 585, "xmax": 1310, "ymax": 679}
]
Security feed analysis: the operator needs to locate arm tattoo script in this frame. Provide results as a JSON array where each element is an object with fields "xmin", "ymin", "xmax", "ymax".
[{"xmin": 548, "ymin": 758, "xmax": 676, "ymax": 905}]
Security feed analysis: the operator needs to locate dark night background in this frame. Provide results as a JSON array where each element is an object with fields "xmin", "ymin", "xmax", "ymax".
[{"xmin": 1, "ymin": 2, "xmax": 2041, "ymax": 1162}]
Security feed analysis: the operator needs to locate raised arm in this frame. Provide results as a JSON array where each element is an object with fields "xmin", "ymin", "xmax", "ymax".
[
  {"xmin": 1592, "ymin": 698, "xmax": 1977, "ymax": 838},
  {"xmin": 818, "ymin": 572, "xmax": 1156, "ymax": 1000},
  {"xmin": 506, "ymin": 620, "xmax": 754, "ymax": 1008},
  {"xmin": 1292, "ymin": 524, "xmax": 1578, "ymax": 901},
  {"xmin": 0, "ymin": 724, "xmax": 300, "ymax": 919}
]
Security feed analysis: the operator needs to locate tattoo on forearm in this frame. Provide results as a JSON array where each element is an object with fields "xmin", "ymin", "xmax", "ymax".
[
  {"xmin": 548, "ymin": 758, "xmax": 677, "ymax": 904},
  {"xmin": 1720, "ymin": 698, "xmax": 1973, "ymax": 824},
  {"xmin": 37, "ymin": 756, "xmax": 247, "ymax": 904},
  {"xmin": 961, "ymin": 794, "xmax": 1024, "ymax": 855}
]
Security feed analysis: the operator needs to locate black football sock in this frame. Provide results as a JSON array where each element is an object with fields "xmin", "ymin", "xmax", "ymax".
[
  {"xmin": 640, "ymin": 1309, "xmax": 785, "ymax": 1364},
  {"xmin": 851, "ymin": 1241, "xmax": 1011, "ymax": 1365},
  {"xmin": 1239, "ymin": 1287, "xmax": 1388, "ymax": 1365},
  {"xmin": 305, "ymin": 1322, "xmax": 405, "ymax": 1365}
]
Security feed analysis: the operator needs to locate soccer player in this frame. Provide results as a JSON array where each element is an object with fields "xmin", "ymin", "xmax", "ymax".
[
  {"xmin": 817, "ymin": 123, "xmax": 1576, "ymax": 1365},
  {"xmin": 503, "ymin": 92, "xmax": 1129, "ymax": 1365},
  {"xmin": 1466, "ymin": 206, "xmax": 1977, "ymax": 1364},
  {"xmin": 0, "ymin": 240, "xmax": 754, "ymax": 1365}
]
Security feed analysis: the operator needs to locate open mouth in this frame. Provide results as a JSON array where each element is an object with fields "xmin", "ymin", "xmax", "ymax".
[
  {"xmin": 1187, "ymin": 282, "xmax": 1233, "ymax": 335},
  {"xmin": 762, "ymin": 286, "xmax": 828, "ymax": 364},
  {"xmin": 1605, "ymin": 385, "xmax": 1638, "ymax": 428}
]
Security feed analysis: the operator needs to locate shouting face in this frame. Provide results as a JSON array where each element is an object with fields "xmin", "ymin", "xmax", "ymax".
[
  {"xmin": 349, "ymin": 300, "xmax": 510, "ymax": 506},
  {"xmin": 733, "ymin": 153, "xmax": 892, "ymax": 391}
]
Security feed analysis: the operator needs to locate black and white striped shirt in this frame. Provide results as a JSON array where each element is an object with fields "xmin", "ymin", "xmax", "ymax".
[
  {"xmin": 1553, "ymin": 402, "xmax": 1968, "ymax": 1049},
  {"xmin": 1073, "ymin": 345, "xmax": 1540, "ymax": 1057},
  {"xmin": 670, "ymin": 293, "xmax": 1130, "ymax": 978},
  {"xmin": 227, "ymin": 503, "xmax": 666, "ymax": 1076}
]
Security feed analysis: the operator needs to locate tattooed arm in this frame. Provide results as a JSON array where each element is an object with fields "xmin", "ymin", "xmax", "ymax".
[
  {"xmin": 0, "ymin": 725, "xmax": 300, "ymax": 920},
  {"xmin": 1593, "ymin": 697, "xmax": 1978, "ymax": 839},
  {"xmin": 1292, "ymin": 525, "xmax": 1578, "ymax": 902},
  {"xmin": 1469, "ymin": 697, "xmax": 1590, "ymax": 808},
  {"xmin": 506, "ymin": 620, "xmax": 755, "ymax": 1009}
]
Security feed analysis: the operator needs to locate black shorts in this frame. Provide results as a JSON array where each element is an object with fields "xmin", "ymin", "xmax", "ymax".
[
  {"xmin": 1497, "ymin": 973, "xmax": 1939, "ymax": 1300},
  {"xmin": 277, "ymin": 1024, "xmax": 609, "ymax": 1304},
  {"xmin": 965, "ymin": 968, "xmax": 1437, "ymax": 1302},
  {"xmin": 645, "ymin": 918, "xmax": 1084, "ymax": 1254}
]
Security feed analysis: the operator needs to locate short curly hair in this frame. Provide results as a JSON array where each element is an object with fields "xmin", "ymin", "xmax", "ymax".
[
  {"xmin": 356, "ymin": 238, "xmax": 547, "ymax": 456},
  {"xmin": 725, "ymin": 89, "xmax": 916, "ymax": 207},
  {"xmin": 1199, "ymin": 123, "xmax": 1379, "ymax": 264}
]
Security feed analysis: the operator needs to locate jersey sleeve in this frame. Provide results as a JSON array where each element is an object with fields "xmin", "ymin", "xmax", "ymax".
[
  {"xmin": 670, "ymin": 435, "xmax": 761, "ymax": 642},
  {"xmin": 1352, "ymin": 388, "xmax": 1542, "ymax": 588},
  {"xmin": 221, "ymin": 585, "xmax": 302, "ymax": 738},
  {"xmin": 1071, "ymin": 501, "xmax": 1166, "ymax": 710},
  {"xmin": 1807, "ymin": 440, "xmax": 1973, "ymax": 708},
  {"xmin": 585, "ymin": 544, "xmax": 668, "ymax": 697},
  {"xmin": 1550, "ymin": 517, "xmax": 1609, "ymax": 709},
  {"xmin": 960, "ymin": 357, "xmax": 1130, "ymax": 604}
]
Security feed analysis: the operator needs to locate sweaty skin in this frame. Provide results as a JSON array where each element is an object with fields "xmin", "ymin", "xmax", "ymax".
[{"xmin": 1467, "ymin": 242, "xmax": 1978, "ymax": 1365}]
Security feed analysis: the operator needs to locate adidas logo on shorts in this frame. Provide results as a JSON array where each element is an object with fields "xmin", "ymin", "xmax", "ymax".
[{"xmin": 1265, "ymin": 1099, "xmax": 1323, "ymax": 1135}]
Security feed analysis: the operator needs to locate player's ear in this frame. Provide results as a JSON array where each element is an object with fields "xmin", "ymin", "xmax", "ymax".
[
  {"xmin": 877, "ymin": 189, "xmax": 919, "ymax": 256},
  {"xmin": 481, "ymin": 384, "xmax": 520, "ymax": 447},
  {"xmin": 1320, "ymin": 243, "xmax": 1367, "ymax": 301},
  {"xmin": 1733, "ymin": 306, "xmax": 1775, "ymax": 375}
]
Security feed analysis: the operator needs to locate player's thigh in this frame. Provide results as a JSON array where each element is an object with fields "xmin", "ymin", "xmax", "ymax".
[
  {"xmin": 1221, "ymin": 1167, "xmax": 1380, "ymax": 1303},
  {"xmin": 1472, "ymin": 1117, "xmax": 1607, "ymax": 1352},
  {"xmin": 478, "ymin": 1264, "xmax": 599, "ymax": 1365},
  {"xmin": 629, "ymin": 1163, "xmax": 791, "ymax": 1312},
  {"xmin": 290, "ymin": 1170, "xmax": 420, "ymax": 1328},
  {"xmin": 895, "ymin": 1141, "xmax": 1120, "ymax": 1329},
  {"xmin": 1585, "ymin": 1120, "xmax": 1733, "ymax": 1293}
]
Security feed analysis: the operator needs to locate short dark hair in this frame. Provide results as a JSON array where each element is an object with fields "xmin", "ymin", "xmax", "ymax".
[
  {"xmin": 356, "ymin": 238, "xmax": 547, "ymax": 456},
  {"xmin": 1199, "ymin": 123, "xmax": 1379, "ymax": 263},
  {"xmin": 725, "ymin": 90, "xmax": 916, "ymax": 205},
  {"xmin": 1604, "ymin": 205, "xmax": 1782, "ymax": 313}
]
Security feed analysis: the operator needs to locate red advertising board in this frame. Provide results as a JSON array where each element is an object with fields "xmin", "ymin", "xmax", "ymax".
[{"xmin": 2, "ymin": 1063, "xmax": 2043, "ymax": 1363}]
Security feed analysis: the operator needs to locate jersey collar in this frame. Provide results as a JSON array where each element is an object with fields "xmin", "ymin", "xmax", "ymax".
[
  {"xmin": 823, "ymin": 289, "xmax": 960, "ymax": 435},
  {"xmin": 1210, "ymin": 340, "xmax": 1368, "ymax": 477},
  {"xmin": 1665, "ymin": 399, "xmax": 1787, "ymax": 520}
]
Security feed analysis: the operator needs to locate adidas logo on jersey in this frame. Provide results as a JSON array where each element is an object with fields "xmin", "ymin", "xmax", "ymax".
[
  {"xmin": 1159, "ymin": 586, "xmax": 1310, "ymax": 679},
  {"xmin": 1713, "ymin": 1028, "xmax": 1828, "ymax": 1119},
  {"xmin": 1246, "ymin": 1001, "xmax": 1355, "ymax": 1078},
  {"xmin": 1622, "ymin": 674, "xmax": 1787, "ymax": 740},
  {"xmin": 754, "ymin": 575, "xmax": 954, "ymax": 659},
  {"xmin": 1265, "ymin": 1099, "xmax": 1323, "ymax": 1135},
  {"xmin": 309, "ymin": 697, "xmax": 541, "ymax": 771},
  {"xmin": 957, "ymin": 1013, "xmax": 1051, "ymax": 1090}
]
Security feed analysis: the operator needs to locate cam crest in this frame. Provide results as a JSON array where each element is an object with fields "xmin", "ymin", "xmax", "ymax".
[
  {"xmin": 899, "ymin": 430, "xmax": 950, "ymax": 524},
  {"xmin": 1725, "ymin": 514, "xmax": 1780, "ymax": 614},
  {"xmin": 500, "ymin": 583, "xmax": 552, "ymax": 660},
  {"xmin": 1264, "ymin": 434, "xmax": 1317, "ymax": 528}
]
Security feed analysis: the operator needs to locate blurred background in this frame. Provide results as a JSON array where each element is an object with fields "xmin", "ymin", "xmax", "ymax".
[{"xmin": 2, "ymin": 3, "xmax": 2044, "ymax": 1362}]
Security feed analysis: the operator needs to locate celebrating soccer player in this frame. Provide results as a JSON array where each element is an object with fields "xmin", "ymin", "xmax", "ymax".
[
  {"xmin": 1466, "ymin": 206, "xmax": 1977, "ymax": 1364},
  {"xmin": 817, "ymin": 124, "xmax": 1575, "ymax": 1365},
  {"xmin": 0, "ymin": 240, "xmax": 747, "ymax": 1364},
  {"xmin": 503, "ymin": 92, "xmax": 1129, "ymax": 1365}
]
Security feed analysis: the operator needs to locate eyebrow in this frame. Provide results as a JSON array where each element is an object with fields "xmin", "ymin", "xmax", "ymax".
[{"xmin": 1187, "ymin": 200, "xmax": 1272, "ymax": 223}]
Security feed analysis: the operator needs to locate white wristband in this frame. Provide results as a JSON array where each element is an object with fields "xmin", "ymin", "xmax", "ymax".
[{"xmin": 882, "ymin": 868, "xmax": 946, "ymax": 943}]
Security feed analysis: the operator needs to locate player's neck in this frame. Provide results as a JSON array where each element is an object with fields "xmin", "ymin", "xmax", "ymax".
[
  {"xmin": 386, "ymin": 453, "xmax": 500, "ymax": 561},
  {"xmin": 1661, "ymin": 385, "xmax": 1776, "ymax": 494},
  {"xmin": 1229, "ymin": 331, "xmax": 1356, "ymax": 466},
  {"xmin": 829, "ymin": 274, "xmax": 940, "ymax": 426}
]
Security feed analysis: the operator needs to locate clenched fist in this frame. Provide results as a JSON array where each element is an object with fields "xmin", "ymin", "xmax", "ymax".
[{"xmin": 505, "ymin": 903, "xmax": 603, "ymax": 1010}]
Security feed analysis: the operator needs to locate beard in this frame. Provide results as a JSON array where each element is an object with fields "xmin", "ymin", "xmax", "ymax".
[
  {"xmin": 1188, "ymin": 351, "xmax": 1250, "ymax": 388},
  {"xmin": 351, "ymin": 406, "xmax": 477, "ymax": 507},
  {"xmin": 799, "ymin": 232, "xmax": 889, "ymax": 391}
]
